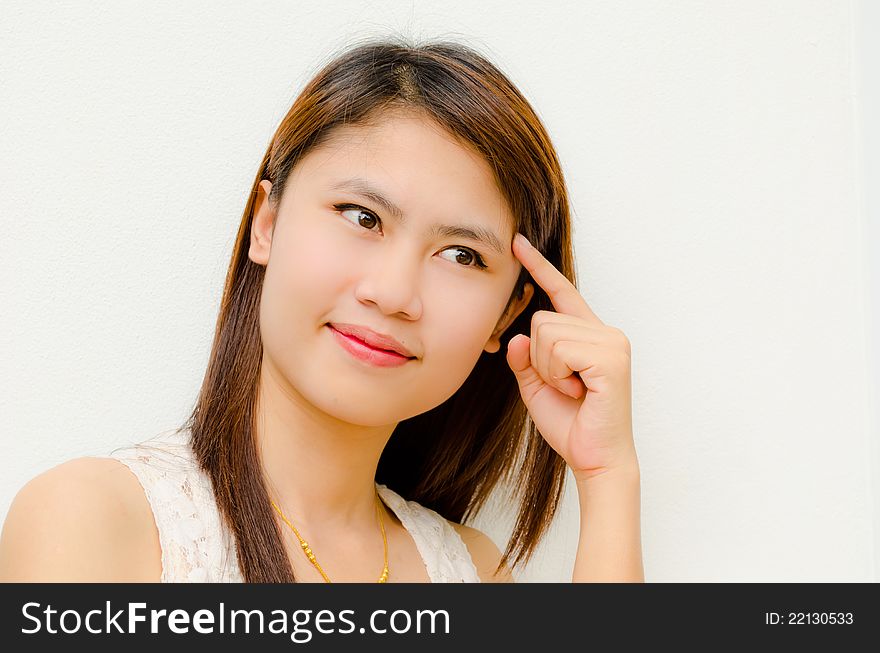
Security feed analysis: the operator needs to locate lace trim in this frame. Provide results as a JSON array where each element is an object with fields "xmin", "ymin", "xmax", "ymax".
[
  {"xmin": 377, "ymin": 484, "xmax": 481, "ymax": 583},
  {"xmin": 109, "ymin": 432, "xmax": 242, "ymax": 582},
  {"xmin": 109, "ymin": 430, "xmax": 480, "ymax": 583}
]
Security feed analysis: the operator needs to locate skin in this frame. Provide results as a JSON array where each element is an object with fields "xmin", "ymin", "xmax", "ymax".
[{"xmin": 0, "ymin": 109, "xmax": 535, "ymax": 582}]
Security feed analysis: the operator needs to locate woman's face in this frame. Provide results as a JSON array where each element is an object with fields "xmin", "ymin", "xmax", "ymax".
[{"xmin": 249, "ymin": 111, "xmax": 534, "ymax": 426}]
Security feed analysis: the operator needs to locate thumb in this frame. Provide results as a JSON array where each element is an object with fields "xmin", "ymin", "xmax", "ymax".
[{"xmin": 506, "ymin": 334, "xmax": 543, "ymax": 394}]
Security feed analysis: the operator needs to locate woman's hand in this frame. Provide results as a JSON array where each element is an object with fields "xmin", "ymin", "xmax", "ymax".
[{"xmin": 506, "ymin": 233, "xmax": 637, "ymax": 482}]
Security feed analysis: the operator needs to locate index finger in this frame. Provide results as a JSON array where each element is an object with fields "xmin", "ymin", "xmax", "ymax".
[{"xmin": 512, "ymin": 233, "xmax": 604, "ymax": 326}]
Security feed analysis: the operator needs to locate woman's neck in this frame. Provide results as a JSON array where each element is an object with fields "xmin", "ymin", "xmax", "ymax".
[{"xmin": 254, "ymin": 357, "xmax": 397, "ymax": 531}]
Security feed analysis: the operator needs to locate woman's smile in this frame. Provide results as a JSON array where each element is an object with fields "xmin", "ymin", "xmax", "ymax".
[{"xmin": 327, "ymin": 324, "xmax": 416, "ymax": 368}]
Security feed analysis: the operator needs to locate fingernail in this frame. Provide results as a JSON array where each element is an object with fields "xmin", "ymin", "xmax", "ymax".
[{"xmin": 515, "ymin": 233, "xmax": 532, "ymax": 249}]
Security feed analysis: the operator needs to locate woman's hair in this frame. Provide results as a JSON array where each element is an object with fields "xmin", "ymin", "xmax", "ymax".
[{"xmin": 182, "ymin": 36, "xmax": 578, "ymax": 582}]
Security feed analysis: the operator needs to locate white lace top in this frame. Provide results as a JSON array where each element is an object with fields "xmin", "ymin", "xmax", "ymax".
[{"xmin": 107, "ymin": 429, "xmax": 481, "ymax": 583}]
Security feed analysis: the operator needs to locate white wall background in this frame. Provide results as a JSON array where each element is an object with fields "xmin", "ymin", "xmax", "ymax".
[{"xmin": 1, "ymin": 0, "xmax": 876, "ymax": 582}]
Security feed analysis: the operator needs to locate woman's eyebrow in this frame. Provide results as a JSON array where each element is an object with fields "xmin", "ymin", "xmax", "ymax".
[{"xmin": 329, "ymin": 177, "xmax": 507, "ymax": 256}]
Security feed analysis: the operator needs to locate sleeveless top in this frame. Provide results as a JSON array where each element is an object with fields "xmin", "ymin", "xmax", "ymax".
[{"xmin": 107, "ymin": 429, "xmax": 481, "ymax": 583}]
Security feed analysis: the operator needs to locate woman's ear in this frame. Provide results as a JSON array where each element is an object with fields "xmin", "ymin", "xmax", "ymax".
[
  {"xmin": 248, "ymin": 180, "xmax": 275, "ymax": 267},
  {"xmin": 483, "ymin": 282, "xmax": 535, "ymax": 354}
]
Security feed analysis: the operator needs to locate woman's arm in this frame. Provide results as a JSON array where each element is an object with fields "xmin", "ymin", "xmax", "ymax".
[
  {"xmin": 0, "ymin": 457, "xmax": 161, "ymax": 582},
  {"xmin": 571, "ymin": 461, "xmax": 644, "ymax": 582},
  {"xmin": 456, "ymin": 463, "xmax": 644, "ymax": 583}
]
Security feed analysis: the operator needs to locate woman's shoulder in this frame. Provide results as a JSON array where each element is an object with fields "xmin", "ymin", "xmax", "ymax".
[
  {"xmin": 377, "ymin": 484, "xmax": 513, "ymax": 582},
  {"xmin": 448, "ymin": 522, "xmax": 515, "ymax": 583},
  {"xmin": 0, "ymin": 456, "xmax": 162, "ymax": 582}
]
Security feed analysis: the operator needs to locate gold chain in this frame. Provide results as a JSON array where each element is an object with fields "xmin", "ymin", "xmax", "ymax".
[{"xmin": 270, "ymin": 491, "xmax": 389, "ymax": 583}]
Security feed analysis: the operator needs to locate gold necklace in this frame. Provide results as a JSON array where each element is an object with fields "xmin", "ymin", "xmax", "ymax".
[{"xmin": 270, "ymin": 491, "xmax": 389, "ymax": 583}]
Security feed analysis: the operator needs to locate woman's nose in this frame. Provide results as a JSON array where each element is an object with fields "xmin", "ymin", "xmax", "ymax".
[{"xmin": 353, "ymin": 246, "xmax": 422, "ymax": 318}]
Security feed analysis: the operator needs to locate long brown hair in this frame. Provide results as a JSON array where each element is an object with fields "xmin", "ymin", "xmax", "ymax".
[{"xmin": 184, "ymin": 36, "xmax": 578, "ymax": 582}]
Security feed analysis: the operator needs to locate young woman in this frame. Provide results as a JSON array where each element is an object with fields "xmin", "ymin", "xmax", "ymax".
[{"xmin": 0, "ymin": 38, "xmax": 643, "ymax": 583}]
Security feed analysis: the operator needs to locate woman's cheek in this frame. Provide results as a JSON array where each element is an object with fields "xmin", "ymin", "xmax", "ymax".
[
  {"xmin": 427, "ymin": 295, "xmax": 497, "ymax": 366},
  {"xmin": 276, "ymin": 222, "xmax": 349, "ymax": 304}
]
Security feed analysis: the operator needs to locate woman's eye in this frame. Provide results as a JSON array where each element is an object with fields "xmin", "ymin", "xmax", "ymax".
[
  {"xmin": 337, "ymin": 205, "xmax": 380, "ymax": 231},
  {"xmin": 438, "ymin": 247, "xmax": 483, "ymax": 268},
  {"xmin": 332, "ymin": 203, "xmax": 488, "ymax": 270}
]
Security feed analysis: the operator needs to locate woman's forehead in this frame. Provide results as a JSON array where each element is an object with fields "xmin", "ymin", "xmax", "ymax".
[
  {"xmin": 315, "ymin": 110, "xmax": 485, "ymax": 166},
  {"xmin": 300, "ymin": 119, "xmax": 501, "ymax": 199},
  {"xmin": 280, "ymin": 113, "xmax": 516, "ymax": 242}
]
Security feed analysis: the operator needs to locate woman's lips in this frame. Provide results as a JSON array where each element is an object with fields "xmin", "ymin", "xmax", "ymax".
[{"xmin": 328, "ymin": 325, "xmax": 414, "ymax": 368}]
